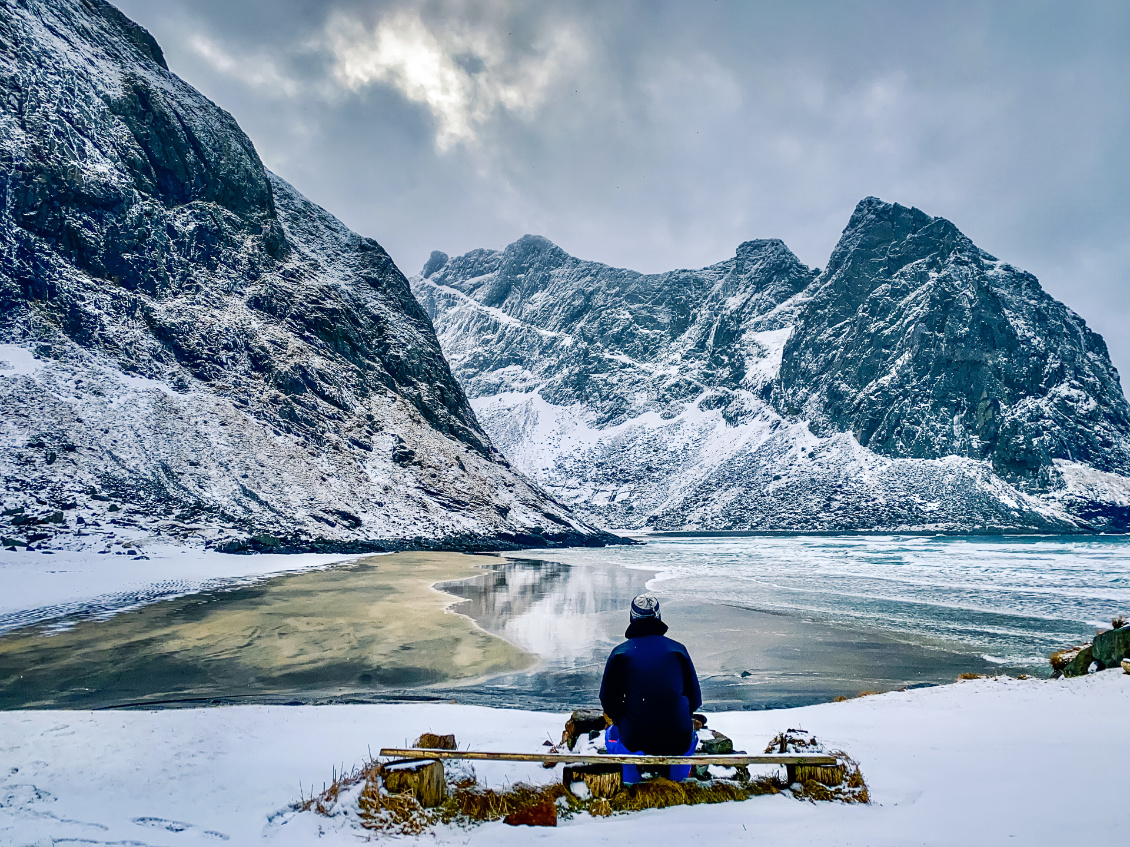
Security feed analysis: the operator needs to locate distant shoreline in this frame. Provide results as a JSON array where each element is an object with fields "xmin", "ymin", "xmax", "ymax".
[{"xmin": 638, "ymin": 529, "xmax": 1130, "ymax": 538}]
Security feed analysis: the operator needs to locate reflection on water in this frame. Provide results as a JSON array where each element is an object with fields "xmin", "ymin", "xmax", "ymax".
[
  {"xmin": 508, "ymin": 535, "xmax": 1130, "ymax": 667},
  {"xmin": 440, "ymin": 557, "xmax": 997, "ymax": 711}
]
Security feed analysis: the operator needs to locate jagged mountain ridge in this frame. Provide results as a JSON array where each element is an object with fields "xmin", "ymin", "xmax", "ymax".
[
  {"xmin": 417, "ymin": 235, "xmax": 814, "ymax": 426},
  {"xmin": 774, "ymin": 197, "xmax": 1130, "ymax": 490},
  {"xmin": 413, "ymin": 201, "xmax": 1130, "ymax": 532},
  {"xmin": 0, "ymin": 0, "xmax": 612, "ymax": 552}
]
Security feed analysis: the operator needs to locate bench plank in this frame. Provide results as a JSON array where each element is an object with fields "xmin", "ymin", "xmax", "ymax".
[{"xmin": 379, "ymin": 747, "xmax": 839, "ymax": 767}]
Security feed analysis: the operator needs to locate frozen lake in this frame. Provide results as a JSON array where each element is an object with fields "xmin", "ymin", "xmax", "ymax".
[
  {"xmin": 0, "ymin": 535, "xmax": 1126, "ymax": 710},
  {"xmin": 482, "ymin": 534, "xmax": 1130, "ymax": 664}
]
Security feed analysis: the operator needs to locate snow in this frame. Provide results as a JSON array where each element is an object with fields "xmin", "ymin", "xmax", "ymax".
[
  {"xmin": 0, "ymin": 344, "xmax": 43, "ymax": 378},
  {"xmin": 1, "ymin": 672, "xmax": 1125, "ymax": 845},
  {"xmin": 0, "ymin": 545, "xmax": 367, "ymax": 634}
]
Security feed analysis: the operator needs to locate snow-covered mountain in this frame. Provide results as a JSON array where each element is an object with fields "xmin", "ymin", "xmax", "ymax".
[
  {"xmin": 0, "ymin": 0, "xmax": 614, "ymax": 552},
  {"xmin": 413, "ymin": 202, "xmax": 1130, "ymax": 533}
]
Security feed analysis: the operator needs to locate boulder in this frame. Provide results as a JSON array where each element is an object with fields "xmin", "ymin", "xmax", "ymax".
[
  {"xmin": 1091, "ymin": 626, "xmax": 1130, "ymax": 669},
  {"xmin": 413, "ymin": 733, "xmax": 456, "ymax": 750},
  {"xmin": 698, "ymin": 730, "xmax": 734, "ymax": 755},
  {"xmin": 503, "ymin": 799, "xmax": 557, "ymax": 827},
  {"xmin": 1063, "ymin": 645, "xmax": 1094, "ymax": 678},
  {"xmin": 561, "ymin": 709, "xmax": 609, "ymax": 750}
]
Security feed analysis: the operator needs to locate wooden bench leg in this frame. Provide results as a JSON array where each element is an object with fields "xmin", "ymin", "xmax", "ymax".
[
  {"xmin": 383, "ymin": 759, "xmax": 446, "ymax": 807},
  {"xmin": 564, "ymin": 764, "xmax": 622, "ymax": 798}
]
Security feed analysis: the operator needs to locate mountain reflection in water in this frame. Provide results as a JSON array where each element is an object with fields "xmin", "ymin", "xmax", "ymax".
[{"xmin": 439, "ymin": 556, "xmax": 999, "ymax": 711}]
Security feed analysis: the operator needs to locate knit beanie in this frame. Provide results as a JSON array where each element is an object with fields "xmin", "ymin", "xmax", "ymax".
[{"xmin": 629, "ymin": 593, "xmax": 661, "ymax": 622}]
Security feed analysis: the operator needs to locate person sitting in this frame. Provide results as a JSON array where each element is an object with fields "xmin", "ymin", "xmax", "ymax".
[{"xmin": 599, "ymin": 593, "xmax": 702, "ymax": 783}]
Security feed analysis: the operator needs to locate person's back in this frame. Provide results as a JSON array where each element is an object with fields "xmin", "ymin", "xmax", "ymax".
[{"xmin": 599, "ymin": 594, "xmax": 702, "ymax": 769}]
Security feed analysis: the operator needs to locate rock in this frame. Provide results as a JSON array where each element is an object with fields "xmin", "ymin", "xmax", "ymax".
[
  {"xmin": 561, "ymin": 709, "xmax": 609, "ymax": 750},
  {"xmin": 1091, "ymin": 626, "xmax": 1130, "ymax": 669},
  {"xmin": 381, "ymin": 759, "xmax": 445, "ymax": 808},
  {"xmin": 1063, "ymin": 645, "xmax": 1095, "ymax": 678},
  {"xmin": 503, "ymin": 799, "xmax": 557, "ymax": 827},
  {"xmin": 413, "ymin": 733, "xmax": 456, "ymax": 750},
  {"xmin": 698, "ymin": 730, "xmax": 734, "ymax": 755}
]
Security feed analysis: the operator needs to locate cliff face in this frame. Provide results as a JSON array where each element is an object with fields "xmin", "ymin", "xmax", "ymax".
[
  {"xmin": 0, "ymin": 0, "xmax": 609, "ymax": 551},
  {"xmin": 415, "ymin": 202, "xmax": 1130, "ymax": 533},
  {"xmin": 773, "ymin": 198, "xmax": 1130, "ymax": 492}
]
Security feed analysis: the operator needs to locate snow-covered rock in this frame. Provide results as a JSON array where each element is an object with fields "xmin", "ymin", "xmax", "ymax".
[
  {"xmin": 413, "ymin": 204, "xmax": 1130, "ymax": 532},
  {"xmin": 0, "ymin": 0, "xmax": 613, "ymax": 552}
]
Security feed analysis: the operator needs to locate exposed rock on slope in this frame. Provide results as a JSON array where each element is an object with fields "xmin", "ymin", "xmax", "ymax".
[
  {"xmin": 773, "ymin": 198, "xmax": 1130, "ymax": 492},
  {"xmin": 413, "ymin": 202, "xmax": 1130, "ymax": 533},
  {"xmin": 0, "ymin": 0, "xmax": 609, "ymax": 552}
]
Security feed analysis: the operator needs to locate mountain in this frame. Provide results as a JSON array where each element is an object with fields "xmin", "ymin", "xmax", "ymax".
[
  {"xmin": 412, "ymin": 203, "xmax": 1130, "ymax": 533},
  {"xmin": 0, "ymin": 0, "xmax": 613, "ymax": 552}
]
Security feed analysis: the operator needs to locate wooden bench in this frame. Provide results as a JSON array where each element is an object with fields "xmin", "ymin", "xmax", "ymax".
[
  {"xmin": 379, "ymin": 747, "xmax": 843, "ymax": 797},
  {"xmin": 380, "ymin": 747, "xmax": 839, "ymax": 768}
]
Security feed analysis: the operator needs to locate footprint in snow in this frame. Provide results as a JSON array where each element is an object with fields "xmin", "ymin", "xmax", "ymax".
[{"xmin": 132, "ymin": 817, "xmax": 229, "ymax": 840}]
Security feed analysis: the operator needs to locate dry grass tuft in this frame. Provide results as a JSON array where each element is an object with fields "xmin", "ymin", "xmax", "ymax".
[
  {"xmin": 1049, "ymin": 645, "xmax": 1087, "ymax": 672},
  {"xmin": 293, "ymin": 761, "xmax": 380, "ymax": 816},
  {"xmin": 358, "ymin": 780, "xmax": 436, "ymax": 835},
  {"xmin": 832, "ymin": 695, "xmax": 849, "ymax": 702},
  {"xmin": 790, "ymin": 753, "xmax": 870, "ymax": 805},
  {"xmin": 589, "ymin": 798, "xmax": 613, "ymax": 817},
  {"xmin": 439, "ymin": 782, "xmax": 572, "ymax": 824},
  {"xmin": 605, "ymin": 774, "xmax": 786, "ymax": 813},
  {"xmin": 957, "ymin": 672, "xmax": 983, "ymax": 680}
]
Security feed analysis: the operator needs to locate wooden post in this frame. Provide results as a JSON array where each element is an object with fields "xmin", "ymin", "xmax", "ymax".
[
  {"xmin": 382, "ymin": 759, "xmax": 446, "ymax": 807},
  {"xmin": 795, "ymin": 763, "xmax": 846, "ymax": 786},
  {"xmin": 563, "ymin": 764, "xmax": 622, "ymax": 798}
]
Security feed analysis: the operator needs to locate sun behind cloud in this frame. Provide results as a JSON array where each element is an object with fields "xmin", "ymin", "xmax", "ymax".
[{"xmin": 323, "ymin": 7, "xmax": 585, "ymax": 151}]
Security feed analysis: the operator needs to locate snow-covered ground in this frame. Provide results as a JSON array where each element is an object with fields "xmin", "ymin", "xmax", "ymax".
[
  {"xmin": 0, "ymin": 545, "xmax": 365, "ymax": 633},
  {"xmin": 2, "ymin": 671, "xmax": 1125, "ymax": 846}
]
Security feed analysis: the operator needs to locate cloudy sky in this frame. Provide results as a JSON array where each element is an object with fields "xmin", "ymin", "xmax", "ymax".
[{"xmin": 114, "ymin": 0, "xmax": 1130, "ymax": 378}]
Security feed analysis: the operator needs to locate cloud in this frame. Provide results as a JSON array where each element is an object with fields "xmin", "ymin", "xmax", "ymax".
[
  {"xmin": 186, "ymin": 33, "xmax": 304, "ymax": 99},
  {"xmin": 322, "ymin": 7, "xmax": 585, "ymax": 150}
]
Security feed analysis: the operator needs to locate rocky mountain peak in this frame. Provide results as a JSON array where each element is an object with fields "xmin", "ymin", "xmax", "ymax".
[
  {"xmin": 823, "ymin": 197, "xmax": 978, "ymax": 287},
  {"xmin": 0, "ymin": 0, "xmax": 612, "ymax": 552},
  {"xmin": 773, "ymin": 197, "xmax": 1130, "ymax": 490}
]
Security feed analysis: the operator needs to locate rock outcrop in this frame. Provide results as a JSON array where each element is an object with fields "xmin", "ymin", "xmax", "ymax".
[
  {"xmin": 0, "ymin": 0, "xmax": 612, "ymax": 551},
  {"xmin": 414, "ymin": 202, "xmax": 1130, "ymax": 532},
  {"xmin": 773, "ymin": 198, "xmax": 1130, "ymax": 492}
]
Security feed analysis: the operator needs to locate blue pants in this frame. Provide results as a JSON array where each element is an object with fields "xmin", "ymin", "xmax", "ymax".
[{"xmin": 605, "ymin": 725, "xmax": 698, "ymax": 784}]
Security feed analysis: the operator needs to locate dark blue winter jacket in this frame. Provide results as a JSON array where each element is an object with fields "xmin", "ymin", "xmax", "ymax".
[{"xmin": 599, "ymin": 618, "xmax": 702, "ymax": 755}]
